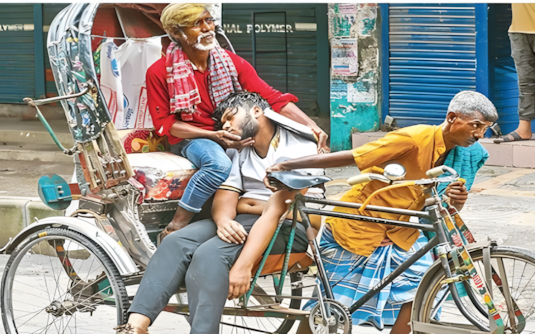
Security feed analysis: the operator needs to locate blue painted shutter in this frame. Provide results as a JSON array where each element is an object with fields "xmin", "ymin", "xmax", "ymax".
[
  {"xmin": 0, "ymin": 4, "xmax": 35, "ymax": 103},
  {"xmin": 387, "ymin": 4, "xmax": 477, "ymax": 127}
]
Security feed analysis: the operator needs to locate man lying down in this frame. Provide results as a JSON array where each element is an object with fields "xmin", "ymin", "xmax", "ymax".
[{"xmin": 118, "ymin": 92, "xmax": 325, "ymax": 334}]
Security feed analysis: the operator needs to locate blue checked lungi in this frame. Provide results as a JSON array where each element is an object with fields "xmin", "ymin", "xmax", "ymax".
[{"xmin": 304, "ymin": 227, "xmax": 434, "ymax": 329}]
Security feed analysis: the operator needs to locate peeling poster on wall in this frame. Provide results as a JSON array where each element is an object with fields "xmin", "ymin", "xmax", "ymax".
[
  {"xmin": 348, "ymin": 81, "xmax": 375, "ymax": 103},
  {"xmin": 331, "ymin": 38, "xmax": 358, "ymax": 76},
  {"xmin": 329, "ymin": 4, "xmax": 357, "ymax": 37}
]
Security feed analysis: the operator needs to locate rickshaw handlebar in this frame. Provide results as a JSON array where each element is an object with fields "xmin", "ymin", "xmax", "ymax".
[{"xmin": 347, "ymin": 165, "xmax": 462, "ymax": 187}]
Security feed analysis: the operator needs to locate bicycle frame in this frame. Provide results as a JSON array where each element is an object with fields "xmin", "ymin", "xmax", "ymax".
[
  {"xmin": 246, "ymin": 185, "xmax": 516, "ymax": 334},
  {"xmin": 295, "ymin": 193, "xmax": 444, "ymax": 312}
]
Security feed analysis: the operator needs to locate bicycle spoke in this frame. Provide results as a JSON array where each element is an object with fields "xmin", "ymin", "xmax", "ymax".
[{"xmin": 4, "ymin": 232, "xmax": 126, "ymax": 334}]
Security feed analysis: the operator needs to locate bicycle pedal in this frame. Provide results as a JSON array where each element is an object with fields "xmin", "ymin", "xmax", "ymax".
[{"xmin": 440, "ymin": 274, "xmax": 471, "ymax": 285}]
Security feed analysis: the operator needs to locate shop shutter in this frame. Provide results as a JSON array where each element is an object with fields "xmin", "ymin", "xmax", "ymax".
[
  {"xmin": 222, "ymin": 4, "xmax": 323, "ymax": 116},
  {"xmin": 386, "ymin": 4, "xmax": 477, "ymax": 127},
  {"xmin": 0, "ymin": 4, "xmax": 35, "ymax": 103}
]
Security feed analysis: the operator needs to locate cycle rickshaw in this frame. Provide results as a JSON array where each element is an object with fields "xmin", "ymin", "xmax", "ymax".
[{"xmin": 2, "ymin": 4, "xmax": 535, "ymax": 334}]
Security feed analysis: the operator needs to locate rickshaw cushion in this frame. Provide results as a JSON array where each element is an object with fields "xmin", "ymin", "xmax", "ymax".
[
  {"xmin": 253, "ymin": 253, "xmax": 313, "ymax": 276},
  {"xmin": 251, "ymin": 219, "xmax": 314, "ymax": 276},
  {"xmin": 127, "ymin": 152, "xmax": 197, "ymax": 202}
]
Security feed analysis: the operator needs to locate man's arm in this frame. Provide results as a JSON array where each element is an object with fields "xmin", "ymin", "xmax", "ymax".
[
  {"xmin": 212, "ymin": 189, "xmax": 248, "ymax": 244},
  {"xmin": 146, "ymin": 60, "xmax": 249, "ymax": 149},
  {"xmin": 169, "ymin": 121, "xmax": 252, "ymax": 149},
  {"xmin": 263, "ymin": 151, "xmax": 355, "ymax": 190},
  {"xmin": 227, "ymin": 189, "xmax": 297, "ymax": 299}
]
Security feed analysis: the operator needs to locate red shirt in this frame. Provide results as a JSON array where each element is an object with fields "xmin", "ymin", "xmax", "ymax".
[{"xmin": 146, "ymin": 51, "xmax": 298, "ymax": 145}]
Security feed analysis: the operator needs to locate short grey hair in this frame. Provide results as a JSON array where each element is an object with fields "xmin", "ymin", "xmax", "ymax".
[{"xmin": 447, "ymin": 91, "xmax": 498, "ymax": 122}]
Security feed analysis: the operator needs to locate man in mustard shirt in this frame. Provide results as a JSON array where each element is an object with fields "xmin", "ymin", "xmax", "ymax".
[
  {"xmin": 495, "ymin": 4, "xmax": 535, "ymax": 142},
  {"xmin": 264, "ymin": 91, "xmax": 497, "ymax": 333}
]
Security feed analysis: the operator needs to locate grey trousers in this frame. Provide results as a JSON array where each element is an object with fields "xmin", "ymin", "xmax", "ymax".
[
  {"xmin": 128, "ymin": 214, "xmax": 308, "ymax": 333},
  {"xmin": 510, "ymin": 32, "xmax": 535, "ymax": 122}
]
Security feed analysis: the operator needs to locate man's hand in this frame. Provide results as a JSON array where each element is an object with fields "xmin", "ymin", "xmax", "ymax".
[
  {"xmin": 217, "ymin": 220, "xmax": 248, "ymax": 244},
  {"xmin": 263, "ymin": 162, "xmax": 289, "ymax": 191},
  {"xmin": 158, "ymin": 221, "xmax": 188, "ymax": 245},
  {"xmin": 308, "ymin": 124, "xmax": 330, "ymax": 154},
  {"xmin": 228, "ymin": 266, "xmax": 251, "ymax": 300},
  {"xmin": 445, "ymin": 181, "xmax": 468, "ymax": 210},
  {"xmin": 211, "ymin": 131, "xmax": 254, "ymax": 151}
]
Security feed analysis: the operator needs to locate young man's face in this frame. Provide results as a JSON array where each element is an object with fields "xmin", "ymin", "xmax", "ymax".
[
  {"xmin": 221, "ymin": 105, "xmax": 261, "ymax": 139},
  {"xmin": 447, "ymin": 111, "xmax": 493, "ymax": 147},
  {"xmin": 173, "ymin": 11, "xmax": 216, "ymax": 51}
]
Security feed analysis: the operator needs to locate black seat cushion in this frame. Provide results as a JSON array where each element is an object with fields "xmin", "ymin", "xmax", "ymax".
[{"xmin": 267, "ymin": 171, "xmax": 331, "ymax": 190}]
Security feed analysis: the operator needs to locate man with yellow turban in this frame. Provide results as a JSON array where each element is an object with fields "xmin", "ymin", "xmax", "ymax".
[{"xmin": 150, "ymin": 3, "xmax": 329, "ymax": 241}]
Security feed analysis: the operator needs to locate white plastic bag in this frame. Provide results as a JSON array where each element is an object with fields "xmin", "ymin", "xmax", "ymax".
[
  {"xmin": 100, "ymin": 37, "xmax": 162, "ymax": 129},
  {"xmin": 100, "ymin": 39, "xmax": 125, "ymax": 128}
]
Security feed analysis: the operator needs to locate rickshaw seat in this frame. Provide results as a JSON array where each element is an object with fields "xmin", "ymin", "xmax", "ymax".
[{"xmin": 127, "ymin": 152, "xmax": 197, "ymax": 202}]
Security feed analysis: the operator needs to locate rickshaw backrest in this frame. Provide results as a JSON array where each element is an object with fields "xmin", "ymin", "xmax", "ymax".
[{"xmin": 47, "ymin": 4, "xmax": 235, "ymax": 196}]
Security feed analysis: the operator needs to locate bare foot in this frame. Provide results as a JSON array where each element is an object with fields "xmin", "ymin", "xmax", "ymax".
[
  {"xmin": 114, "ymin": 323, "xmax": 149, "ymax": 334},
  {"xmin": 115, "ymin": 314, "xmax": 150, "ymax": 334}
]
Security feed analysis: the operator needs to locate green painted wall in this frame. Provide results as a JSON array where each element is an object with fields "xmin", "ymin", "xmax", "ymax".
[{"xmin": 329, "ymin": 4, "xmax": 380, "ymax": 152}]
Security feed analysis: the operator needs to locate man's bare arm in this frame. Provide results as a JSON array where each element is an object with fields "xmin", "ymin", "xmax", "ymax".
[
  {"xmin": 227, "ymin": 189, "xmax": 297, "ymax": 299},
  {"xmin": 273, "ymin": 150, "xmax": 354, "ymax": 171},
  {"xmin": 170, "ymin": 121, "xmax": 254, "ymax": 150},
  {"xmin": 212, "ymin": 189, "xmax": 248, "ymax": 244},
  {"xmin": 263, "ymin": 151, "xmax": 355, "ymax": 190}
]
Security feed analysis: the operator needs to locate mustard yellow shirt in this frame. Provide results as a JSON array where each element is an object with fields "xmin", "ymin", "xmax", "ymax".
[
  {"xmin": 509, "ymin": 4, "xmax": 535, "ymax": 34},
  {"xmin": 326, "ymin": 125, "xmax": 447, "ymax": 257}
]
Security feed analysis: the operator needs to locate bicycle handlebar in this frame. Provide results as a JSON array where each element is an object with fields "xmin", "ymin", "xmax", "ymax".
[{"xmin": 346, "ymin": 165, "xmax": 465, "ymax": 213}]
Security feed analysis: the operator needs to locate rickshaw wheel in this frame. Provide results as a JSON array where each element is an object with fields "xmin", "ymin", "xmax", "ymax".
[
  {"xmin": 413, "ymin": 246, "xmax": 535, "ymax": 334},
  {"xmin": 1, "ymin": 227, "xmax": 130, "ymax": 334}
]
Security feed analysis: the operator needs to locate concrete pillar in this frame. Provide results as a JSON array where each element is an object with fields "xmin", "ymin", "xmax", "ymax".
[{"xmin": 329, "ymin": 4, "xmax": 380, "ymax": 151}]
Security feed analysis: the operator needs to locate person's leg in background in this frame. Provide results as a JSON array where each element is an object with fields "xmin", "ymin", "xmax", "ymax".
[
  {"xmin": 165, "ymin": 138, "xmax": 232, "ymax": 234},
  {"xmin": 500, "ymin": 33, "xmax": 535, "ymax": 141}
]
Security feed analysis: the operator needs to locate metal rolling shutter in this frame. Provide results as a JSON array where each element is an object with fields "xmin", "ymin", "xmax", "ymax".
[
  {"xmin": 222, "ymin": 4, "xmax": 320, "ymax": 115},
  {"xmin": 387, "ymin": 4, "xmax": 476, "ymax": 127},
  {"xmin": 0, "ymin": 4, "xmax": 35, "ymax": 103}
]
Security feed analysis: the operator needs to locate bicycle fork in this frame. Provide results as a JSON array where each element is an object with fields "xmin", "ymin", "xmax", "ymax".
[{"xmin": 296, "ymin": 201, "xmax": 338, "ymax": 333}]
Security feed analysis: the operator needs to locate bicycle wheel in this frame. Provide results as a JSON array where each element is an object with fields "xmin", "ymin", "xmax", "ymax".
[
  {"xmin": 1, "ymin": 227, "xmax": 130, "ymax": 333},
  {"xmin": 219, "ymin": 271, "xmax": 304, "ymax": 334},
  {"xmin": 413, "ymin": 246, "xmax": 535, "ymax": 334}
]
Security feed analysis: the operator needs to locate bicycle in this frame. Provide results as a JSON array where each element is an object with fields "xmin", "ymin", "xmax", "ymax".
[
  {"xmin": 2, "ymin": 3, "xmax": 535, "ymax": 334},
  {"xmin": 258, "ymin": 164, "xmax": 535, "ymax": 334}
]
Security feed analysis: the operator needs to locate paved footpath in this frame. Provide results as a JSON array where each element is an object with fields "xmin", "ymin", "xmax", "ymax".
[{"xmin": 1, "ymin": 164, "xmax": 535, "ymax": 333}]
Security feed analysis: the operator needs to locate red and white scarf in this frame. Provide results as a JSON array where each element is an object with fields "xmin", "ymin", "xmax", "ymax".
[{"xmin": 165, "ymin": 42, "xmax": 242, "ymax": 118}]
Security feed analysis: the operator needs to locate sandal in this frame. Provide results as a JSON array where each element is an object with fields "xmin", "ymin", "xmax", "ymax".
[
  {"xmin": 493, "ymin": 131, "xmax": 531, "ymax": 144},
  {"xmin": 114, "ymin": 324, "xmax": 150, "ymax": 334}
]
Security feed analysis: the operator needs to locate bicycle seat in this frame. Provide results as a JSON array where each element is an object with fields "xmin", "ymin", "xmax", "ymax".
[{"xmin": 267, "ymin": 171, "xmax": 331, "ymax": 190}]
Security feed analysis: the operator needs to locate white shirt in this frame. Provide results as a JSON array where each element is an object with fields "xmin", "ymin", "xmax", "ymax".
[{"xmin": 221, "ymin": 126, "xmax": 324, "ymax": 201}]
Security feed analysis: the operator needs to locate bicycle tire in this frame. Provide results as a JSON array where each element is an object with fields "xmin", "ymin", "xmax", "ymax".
[
  {"xmin": 1, "ymin": 227, "xmax": 130, "ymax": 333},
  {"xmin": 412, "ymin": 246, "xmax": 535, "ymax": 334}
]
